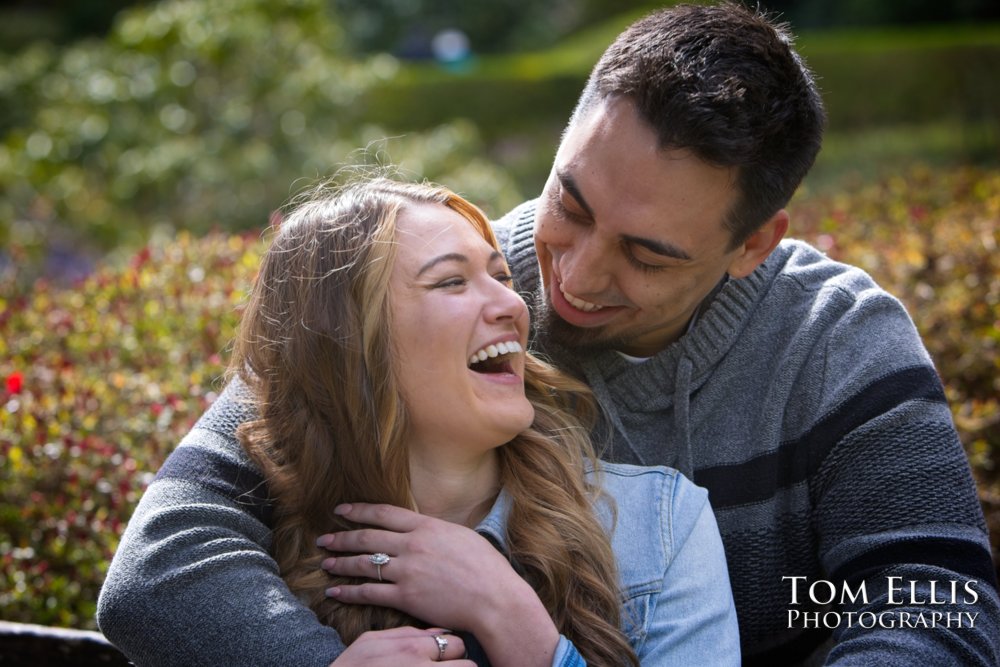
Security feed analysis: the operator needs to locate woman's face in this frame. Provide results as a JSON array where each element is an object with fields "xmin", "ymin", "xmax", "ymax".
[{"xmin": 389, "ymin": 201, "xmax": 534, "ymax": 459}]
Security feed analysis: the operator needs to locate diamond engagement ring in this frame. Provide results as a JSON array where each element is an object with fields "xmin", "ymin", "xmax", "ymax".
[
  {"xmin": 368, "ymin": 553, "xmax": 390, "ymax": 581},
  {"xmin": 433, "ymin": 634, "xmax": 448, "ymax": 661}
]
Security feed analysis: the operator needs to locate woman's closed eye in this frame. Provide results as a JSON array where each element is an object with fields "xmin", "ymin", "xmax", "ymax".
[{"xmin": 432, "ymin": 277, "xmax": 467, "ymax": 289}]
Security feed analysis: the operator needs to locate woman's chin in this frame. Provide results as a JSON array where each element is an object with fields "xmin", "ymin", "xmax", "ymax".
[{"xmin": 497, "ymin": 404, "xmax": 537, "ymax": 443}]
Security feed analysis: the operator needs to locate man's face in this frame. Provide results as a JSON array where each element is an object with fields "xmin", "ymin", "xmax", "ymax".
[{"xmin": 533, "ymin": 96, "xmax": 748, "ymax": 357}]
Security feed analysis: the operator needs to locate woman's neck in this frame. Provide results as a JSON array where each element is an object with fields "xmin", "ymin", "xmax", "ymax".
[{"xmin": 409, "ymin": 449, "xmax": 501, "ymax": 528}]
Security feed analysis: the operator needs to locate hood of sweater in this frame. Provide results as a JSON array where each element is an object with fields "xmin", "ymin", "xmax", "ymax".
[{"xmin": 499, "ymin": 198, "xmax": 782, "ymax": 474}]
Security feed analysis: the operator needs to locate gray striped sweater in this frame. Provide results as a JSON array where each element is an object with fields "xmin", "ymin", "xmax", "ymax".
[{"xmin": 496, "ymin": 200, "xmax": 1000, "ymax": 665}]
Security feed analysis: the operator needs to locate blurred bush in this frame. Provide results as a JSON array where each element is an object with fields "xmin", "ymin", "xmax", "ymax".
[
  {"xmin": 789, "ymin": 165, "xmax": 1000, "ymax": 563},
  {"xmin": 0, "ymin": 0, "xmax": 522, "ymax": 287},
  {"xmin": 1, "ymin": 164, "xmax": 998, "ymax": 629},
  {"xmin": 0, "ymin": 231, "xmax": 261, "ymax": 628},
  {"xmin": 359, "ymin": 20, "xmax": 1000, "ymax": 196},
  {"xmin": 797, "ymin": 25, "xmax": 1000, "ymax": 131},
  {"xmin": 4, "ymin": 3, "xmax": 998, "ymax": 284},
  {"xmin": 360, "ymin": 21, "xmax": 1000, "ymax": 137}
]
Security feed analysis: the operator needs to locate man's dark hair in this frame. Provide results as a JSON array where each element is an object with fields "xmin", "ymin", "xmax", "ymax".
[{"xmin": 573, "ymin": 2, "xmax": 826, "ymax": 246}]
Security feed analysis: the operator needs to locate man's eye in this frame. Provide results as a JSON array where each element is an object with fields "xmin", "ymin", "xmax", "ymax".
[
  {"xmin": 625, "ymin": 253, "xmax": 666, "ymax": 274},
  {"xmin": 560, "ymin": 203, "xmax": 590, "ymax": 224},
  {"xmin": 550, "ymin": 192, "xmax": 589, "ymax": 224}
]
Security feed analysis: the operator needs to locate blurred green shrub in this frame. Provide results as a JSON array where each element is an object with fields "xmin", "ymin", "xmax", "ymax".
[
  {"xmin": 362, "ymin": 22, "xmax": 1000, "ymax": 137},
  {"xmin": 0, "ymin": 231, "xmax": 261, "ymax": 628},
  {"xmin": 359, "ymin": 21, "xmax": 1000, "ymax": 196},
  {"xmin": 0, "ymin": 0, "xmax": 522, "ymax": 284},
  {"xmin": 797, "ymin": 25, "xmax": 1000, "ymax": 130},
  {"xmin": 1, "ymin": 164, "xmax": 998, "ymax": 628},
  {"xmin": 789, "ymin": 165, "xmax": 1000, "ymax": 563}
]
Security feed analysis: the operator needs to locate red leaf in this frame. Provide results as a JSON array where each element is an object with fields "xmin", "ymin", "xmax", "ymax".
[
  {"xmin": 6, "ymin": 372, "xmax": 22, "ymax": 394},
  {"xmin": 131, "ymin": 246, "xmax": 151, "ymax": 269}
]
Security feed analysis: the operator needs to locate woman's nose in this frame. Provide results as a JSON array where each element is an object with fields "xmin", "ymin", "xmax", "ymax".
[{"xmin": 483, "ymin": 280, "xmax": 527, "ymax": 322}]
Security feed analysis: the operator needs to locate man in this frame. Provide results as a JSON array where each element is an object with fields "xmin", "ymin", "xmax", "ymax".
[{"xmin": 98, "ymin": 3, "xmax": 999, "ymax": 665}]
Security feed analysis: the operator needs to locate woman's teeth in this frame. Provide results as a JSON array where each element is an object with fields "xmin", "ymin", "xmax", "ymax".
[
  {"xmin": 559, "ymin": 283, "xmax": 604, "ymax": 312},
  {"xmin": 468, "ymin": 340, "xmax": 523, "ymax": 367}
]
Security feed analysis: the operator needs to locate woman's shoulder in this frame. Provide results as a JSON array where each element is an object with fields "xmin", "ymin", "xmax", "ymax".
[
  {"xmin": 588, "ymin": 462, "xmax": 712, "ymax": 583},
  {"xmin": 590, "ymin": 462, "xmax": 709, "ymax": 520}
]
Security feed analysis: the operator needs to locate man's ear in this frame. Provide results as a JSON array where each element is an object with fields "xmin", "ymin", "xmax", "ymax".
[{"xmin": 727, "ymin": 209, "xmax": 789, "ymax": 279}]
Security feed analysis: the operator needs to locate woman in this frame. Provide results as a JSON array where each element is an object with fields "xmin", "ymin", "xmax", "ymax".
[{"xmin": 229, "ymin": 177, "xmax": 739, "ymax": 666}]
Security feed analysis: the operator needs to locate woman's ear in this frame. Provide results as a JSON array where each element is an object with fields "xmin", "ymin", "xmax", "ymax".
[{"xmin": 726, "ymin": 209, "xmax": 789, "ymax": 279}]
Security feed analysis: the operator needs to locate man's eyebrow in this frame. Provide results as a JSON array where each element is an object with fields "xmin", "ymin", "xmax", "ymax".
[
  {"xmin": 557, "ymin": 170, "xmax": 594, "ymax": 218},
  {"xmin": 622, "ymin": 235, "xmax": 692, "ymax": 261},
  {"xmin": 557, "ymin": 169, "xmax": 690, "ymax": 260},
  {"xmin": 415, "ymin": 250, "xmax": 503, "ymax": 277}
]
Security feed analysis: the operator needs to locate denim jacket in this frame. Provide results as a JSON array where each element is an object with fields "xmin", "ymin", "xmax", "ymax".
[{"xmin": 475, "ymin": 462, "xmax": 740, "ymax": 666}]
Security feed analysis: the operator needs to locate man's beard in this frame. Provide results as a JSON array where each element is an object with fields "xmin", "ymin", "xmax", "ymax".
[{"xmin": 529, "ymin": 286, "xmax": 632, "ymax": 355}]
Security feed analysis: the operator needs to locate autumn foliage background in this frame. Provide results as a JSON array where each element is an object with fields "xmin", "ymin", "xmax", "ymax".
[{"xmin": 1, "ymin": 0, "xmax": 999, "ymax": 631}]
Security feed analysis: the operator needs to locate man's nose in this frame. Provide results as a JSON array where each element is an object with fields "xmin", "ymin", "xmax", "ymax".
[{"xmin": 559, "ymin": 234, "xmax": 612, "ymax": 297}]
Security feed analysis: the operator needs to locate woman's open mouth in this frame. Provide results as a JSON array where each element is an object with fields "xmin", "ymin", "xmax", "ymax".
[{"xmin": 468, "ymin": 341, "xmax": 522, "ymax": 375}]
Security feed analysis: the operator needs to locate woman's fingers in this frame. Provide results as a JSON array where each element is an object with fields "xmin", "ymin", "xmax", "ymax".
[
  {"xmin": 316, "ymin": 527, "xmax": 405, "ymax": 554},
  {"xmin": 335, "ymin": 502, "xmax": 424, "ymax": 531},
  {"xmin": 325, "ymin": 581, "xmax": 397, "ymax": 606},
  {"xmin": 322, "ymin": 553, "xmax": 401, "ymax": 582},
  {"xmin": 318, "ymin": 511, "xmax": 529, "ymax": 633},
  {"xmin": 316, "ymin": 502, "xmax": 433, "ymax": 553},
  {"xmin": 353, "ymin": 625, "xmax": 435, "ymax": 640},
  {"xmin": 428, "ymin": 631, "xmax": 467, "ymax": 662},
  {"xmin": 330, "ymin": 626, "xmax": 472, "ymax": 666}
]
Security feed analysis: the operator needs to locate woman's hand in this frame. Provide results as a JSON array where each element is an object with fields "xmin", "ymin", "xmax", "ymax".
[
  {"xmin": 317, "ymin": 503, "xmax": 559, "ymax": 667},
  {"xmin": 317, "ymin": 502, "xmax": 527, "ymax": 632},
  {"xmin": 330, "ymin": 627, "xmax": 473, "ymax": 667}
]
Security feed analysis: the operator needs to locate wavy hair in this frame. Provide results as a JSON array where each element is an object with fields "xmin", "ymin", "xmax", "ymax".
[{"xmin": 230, "ymin": 177, "xmax": 638, "ymax": 666}]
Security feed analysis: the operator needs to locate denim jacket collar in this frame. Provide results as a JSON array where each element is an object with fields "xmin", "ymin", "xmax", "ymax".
[{"xmin": 474, "ymin": 487, "xmax": 512, "ymax": 553}]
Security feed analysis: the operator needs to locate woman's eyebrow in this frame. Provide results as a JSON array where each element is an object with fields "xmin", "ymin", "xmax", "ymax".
[
  {"xmin": 416, "ymin": 253, "xmax": 468, "ymax": 277},
  {"xmin": 416, "ymin": 250, "xmax": 503, "ymax": 277}
]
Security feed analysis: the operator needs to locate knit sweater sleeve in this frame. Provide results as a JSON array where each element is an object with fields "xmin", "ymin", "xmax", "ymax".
[
  {"xmin": 97, "ymin": 379, "xmax": 346, "ymax": 667},
  {"xmin": 805, "ymin": 280, "xmax": 1000, "ymax": 665}
]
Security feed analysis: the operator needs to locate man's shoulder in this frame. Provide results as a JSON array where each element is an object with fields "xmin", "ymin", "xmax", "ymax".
[
  {"xmin": 193, "ymin": 374, "xmax": 258, "ymax": 438},
  {"xmin": 154, "ymin": 376, "xmax": 272, "ymax": 524},
  {"xmin": 491, "ymin": 198, "xmax": 539, "ymax": 255},
  {"xmin": 757, "ymin": 239, "xmax": 908, "ymax": 325},
  {"xmin": 744, "ymin": 239, "xmax": 927, "ymax": 363},
  {"xmin": 772, "ymin": 239, "xmax": 879, "ymax": 291}
]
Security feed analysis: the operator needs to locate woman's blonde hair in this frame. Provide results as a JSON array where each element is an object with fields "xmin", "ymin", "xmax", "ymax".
[{"xmin": 230, "ymin": 177, "xmax": 638, "ymax": 666}]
